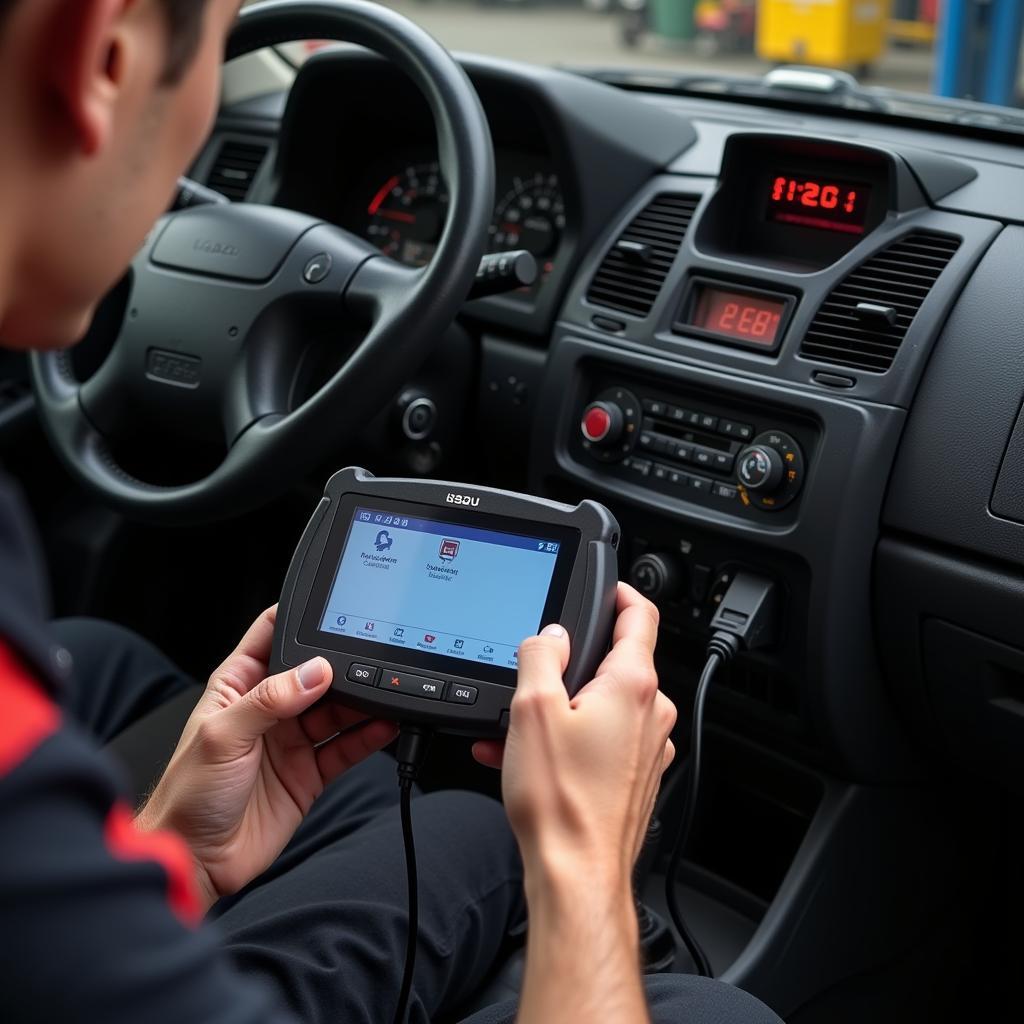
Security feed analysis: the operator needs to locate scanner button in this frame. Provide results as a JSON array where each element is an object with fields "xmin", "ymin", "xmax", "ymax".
[
  {"xmin": 383, "ymin": 670, "xmax": 443, "ymax": 700},
  {"xmin": 446, "ymin": 684, "xmax": 478, "ymax": 706},
  {"xmin": 346, "ymin": 663, "xmax": 379, "ymax": 686}
]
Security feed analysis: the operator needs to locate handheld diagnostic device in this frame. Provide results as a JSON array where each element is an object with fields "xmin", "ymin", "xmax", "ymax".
[{"xmin": 271, "ymin": 468, "xmax": 620, "ymax": 735}]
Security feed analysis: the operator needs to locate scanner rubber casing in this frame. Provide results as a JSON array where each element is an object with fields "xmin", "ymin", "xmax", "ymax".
[{"xmin": 271, "ymin": 467, "xmax": 620, "ymax": 736}]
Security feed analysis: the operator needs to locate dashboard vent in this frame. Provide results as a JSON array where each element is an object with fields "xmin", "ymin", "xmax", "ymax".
[
  {"xmin": 206, "ymin": 139, "xmax": 270, "ymax": 201},
  {"xmin": 800, "ymin": 232, "xmax": 961, "ymax": 373},
  {"xmin": 587, "ymin": 193, "xmax": 699, "ymax": 317}
]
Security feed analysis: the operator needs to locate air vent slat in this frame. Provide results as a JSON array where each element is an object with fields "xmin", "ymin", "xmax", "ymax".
[
  {"xmin": 586, "ymin": 193, "xmax": 699, "ymax": 318},
  {"xmin": 799, "ymin": 231, "xmax": 960, "ymax": 374},
  {"xmin": 206, "ymin": 139, "xmax": 270, "ymax": 202}
]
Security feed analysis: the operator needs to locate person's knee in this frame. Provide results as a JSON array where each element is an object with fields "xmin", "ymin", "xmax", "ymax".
[
  {"xmin": 645, "ymin": 974, "xmax": 783, "ymax": 1024},
  {"xmin": 414, "ymin": 790, "xmax": 519, "ymax": 863},
  {"xmin": 51, "ymin": 616, "xmax": 144, "ymax": 655},
  {"xmin": 417, "ymin": 789, "xmax": 510, "ymax": 832}
]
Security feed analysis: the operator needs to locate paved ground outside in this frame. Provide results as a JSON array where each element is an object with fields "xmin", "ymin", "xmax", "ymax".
[{"xmin": 376, "ymin": 0, "xmax": 938, "ymax": 94}]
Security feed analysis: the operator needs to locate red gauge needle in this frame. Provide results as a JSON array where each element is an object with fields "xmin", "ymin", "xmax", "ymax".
[{"xmin": 376, "ymin": 209, "xmax": 416, "ymax": 224}]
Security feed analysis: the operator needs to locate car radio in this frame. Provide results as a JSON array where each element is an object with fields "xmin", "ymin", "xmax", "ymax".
[
  {"xmin": 575, "ymin": 381, "xmax": 811, "ymax": 517},
  {"xmin": 270, "ymin": 467, "xmax": 620, "ymax": 735}
]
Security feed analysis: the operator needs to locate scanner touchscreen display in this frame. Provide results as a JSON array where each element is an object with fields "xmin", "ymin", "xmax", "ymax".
[{"xmin": 319, "ymin": 507, "xmax": 562, "ymax": 670}]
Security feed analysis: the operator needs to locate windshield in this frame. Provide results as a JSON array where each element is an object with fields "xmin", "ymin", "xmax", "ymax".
[{"xmin": 265, "ymin": 0, "xmax": 1024, "ymax": 132}]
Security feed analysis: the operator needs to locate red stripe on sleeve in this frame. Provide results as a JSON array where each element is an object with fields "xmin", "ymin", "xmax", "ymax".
[
  {"xmin": 0, "ymin": 643, "xmax": 60, "ymax": 777},
  {"xmin": 104, "ymin": 802, "xmax": 203, "ymax": 928}
]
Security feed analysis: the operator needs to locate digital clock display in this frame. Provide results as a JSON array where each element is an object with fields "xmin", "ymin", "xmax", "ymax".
[
  {"xmin": 691, "ymin": 284, "xmax": 787, "ymax": 347},
  {"xmin": 766, "ymin": 174, "xmax": 872, "ymax": 234}
]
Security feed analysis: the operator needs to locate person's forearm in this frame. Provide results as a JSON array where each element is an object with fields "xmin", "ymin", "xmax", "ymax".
[
  {"xmin": 135, "ymin": 784, "xmax": 220, "ymax": 914},
  {"xmin": 517, "ymin": 855, "xmax": 649, "ymax": 1024}
]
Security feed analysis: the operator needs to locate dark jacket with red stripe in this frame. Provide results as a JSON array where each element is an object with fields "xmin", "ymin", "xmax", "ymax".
[{"xmin": 0, "ymin": 472, "xmax": 295, "ymax": 1023}]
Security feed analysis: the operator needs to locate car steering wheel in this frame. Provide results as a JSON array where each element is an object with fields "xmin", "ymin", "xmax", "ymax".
[{"xmin": 29, "ymin": 0, "xmax": 494, "ymax": 524}]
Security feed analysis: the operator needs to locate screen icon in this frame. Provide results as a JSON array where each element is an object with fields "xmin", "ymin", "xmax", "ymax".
[
  {"xmin": 401, "ymin": 519, "xmax": 409, "ymax": 527},
  {"xmin": 439, "ymin": 538, "xmax": 460, "ymax": 561},
  {"xmin": 336, "ymin": 615, "xmax": 347, "ymax": 627},
  {"xmin": 424, "ymin": 633, "xmax": 436, "ymax": 644},
  {"xmin": 374, "ymin": 530, "xmax": 393, "ymax": 553},
  {"xmin": 365, "ymin": 621, "xmax": 375, "ymax": 631},
  {"xmin": 546, "ymin": 542, "xmax": 559, "ymax": 553},
  {"xmin": 483, "ymin": 645, "xmax": 494, "ymax": 655},
  {"xmin": 454, "ymin": 639, "xmax": 465, "ymax": 650},
  {"xmin": 358, "ymin": 512, "xmax": 371, "ymax": 522},
  {"xmin": 374, "ymin": 514, "xmax": 383, "ymax": 523},
  {"xmin": 384, "ymin": 516, "xmax": 393, "ymax": 525},
  {"xmin": 393, "ymin": 627, "xmax": 404, "ymax": 638},
  {"xmin": 537, "ymin": 542, "xmax": 545, "ymax": 551}
]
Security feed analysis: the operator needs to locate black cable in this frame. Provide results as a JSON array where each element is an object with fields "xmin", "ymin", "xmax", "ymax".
[
  {"xmin": 664, "ymin": 647, "xmax": 722, "ymax": 979},
  {"xmin": 393, "ymin": 780, "xmax": 417, "ymax": 1024},
  {"xmin": 392, "ymin": 726, "xmax": 432, "ymax": 1024},
  {"xmin": 662, "ymin": 573, "xmax": 777, "ymax": 979}
]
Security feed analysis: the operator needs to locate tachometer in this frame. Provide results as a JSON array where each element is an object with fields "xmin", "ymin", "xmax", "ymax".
[
  {"xmin": 365, "ymin": 162, "xmax": 448, "ymax": 266},
  {"xmin": 490, "ymin": 173, "xmax": 565, "ymax": 273}
]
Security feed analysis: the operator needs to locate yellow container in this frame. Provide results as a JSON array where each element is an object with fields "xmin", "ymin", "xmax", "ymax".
[{"xmin": 757, "ymin": 0, "xmax": 891, "ymax": 68}]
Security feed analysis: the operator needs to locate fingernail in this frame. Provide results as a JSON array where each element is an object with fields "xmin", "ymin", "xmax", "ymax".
[
  {"xmin": 297, "ymin": 658, "xmax": 325, "ymax": 690},
  {"xmin": 541, "ymin": 624, "xmax": 566, "ymax": 639}
]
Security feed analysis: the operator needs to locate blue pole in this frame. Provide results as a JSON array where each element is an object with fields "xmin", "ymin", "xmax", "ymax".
[
  {"xmin": 982, "ymin": 0, "xmax": 1024, "ymax": 105},
  {"xmin": 933, "ymin": 0, "xmax": 974, "ymax": 98}
]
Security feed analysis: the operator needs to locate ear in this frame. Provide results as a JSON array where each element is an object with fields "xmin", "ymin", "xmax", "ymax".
[{"xmin": 45, "ymin": 0, "xmax": 136, "ymax": 157}]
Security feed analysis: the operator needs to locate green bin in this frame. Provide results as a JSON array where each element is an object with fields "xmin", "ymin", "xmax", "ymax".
[{"xmin": 650, "ymin": 0, "xmax": 697, "ymax": 41}]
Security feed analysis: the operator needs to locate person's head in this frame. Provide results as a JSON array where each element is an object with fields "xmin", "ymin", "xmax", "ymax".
[{"xmin": 0, "ymin": 0, "xmax": 242, "ymax": 350}]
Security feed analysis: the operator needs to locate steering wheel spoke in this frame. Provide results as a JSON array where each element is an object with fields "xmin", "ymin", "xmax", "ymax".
[{"xmin": 344, "ymin": 255, "xmax": 426, "ymax": 322}]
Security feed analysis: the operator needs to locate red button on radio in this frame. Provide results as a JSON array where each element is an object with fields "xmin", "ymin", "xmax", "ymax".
[{"xmin": 580, "ymin": 402, "xmax": 623, "ymax": 446}]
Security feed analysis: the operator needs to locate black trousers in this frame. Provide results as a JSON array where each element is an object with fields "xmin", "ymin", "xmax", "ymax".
[{"xmin": 53, "ymin": 617, "xmax": 783, "ymax": 1024}]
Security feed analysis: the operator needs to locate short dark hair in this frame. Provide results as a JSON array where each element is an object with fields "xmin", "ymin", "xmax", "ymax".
[{"xmin": 0, "ymin": 0, "xmax": 209, "ymax": 84}]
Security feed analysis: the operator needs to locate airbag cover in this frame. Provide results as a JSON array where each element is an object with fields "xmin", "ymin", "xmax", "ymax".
[{"xmin": 150, "ymin": 204, "xmax": 319, "ymax": 282}]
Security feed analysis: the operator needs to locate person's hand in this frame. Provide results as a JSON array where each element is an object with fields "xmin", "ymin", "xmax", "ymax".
[
  {"xmin": 473, "ymin": 583, "xmax": 676, "ymax": 1024},
  {"xmin": 474, "ymin": 582, "xmax": 676, "ymax": 889},
  {"xmin": 136, "ymin": 606, "xmax": 398, "ymax": 912}
]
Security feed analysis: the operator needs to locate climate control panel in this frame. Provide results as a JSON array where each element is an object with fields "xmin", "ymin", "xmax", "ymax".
[{"xmin": 574, "ymin": 380, "xmax": 813, "ymax": 519}]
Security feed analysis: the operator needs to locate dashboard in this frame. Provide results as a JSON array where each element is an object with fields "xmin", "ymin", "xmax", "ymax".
[{"xmin": 190, "ymin": 50, "xmax": 1024, "ymax": 801}]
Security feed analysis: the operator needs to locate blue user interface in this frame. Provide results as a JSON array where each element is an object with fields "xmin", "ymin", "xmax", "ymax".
[{"xmin": 319, "ymin": 507, "xmax": 562, "ymax": 670}]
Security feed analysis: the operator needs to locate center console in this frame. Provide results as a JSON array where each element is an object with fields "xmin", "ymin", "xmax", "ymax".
[{"xmin": 508, "ymin": 131, "xmax": 1002, "ymax": 1015}]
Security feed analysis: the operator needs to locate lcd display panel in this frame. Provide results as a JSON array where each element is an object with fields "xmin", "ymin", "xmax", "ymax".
[{"xmin": 318, "ymin": 506, "xmax": 563, "ymax": 671}]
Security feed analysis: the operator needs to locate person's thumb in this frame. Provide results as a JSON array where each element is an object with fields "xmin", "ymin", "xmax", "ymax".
[
  {"xmin": 227, "ymin": 657, "xmax": 333, "ymax": 742},
  {"xmin": 514, "ymin": 624, "xmax": 571, "ymax": 703}
]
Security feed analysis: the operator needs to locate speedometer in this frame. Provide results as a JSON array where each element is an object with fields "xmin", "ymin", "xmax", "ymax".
[
  {"xmin": 365, "ymin": 162, "xmax": 448, "ymax": 267},
  {"xmin": 490, "ymin": 173, "xmax": 565, "ymax": 271}
]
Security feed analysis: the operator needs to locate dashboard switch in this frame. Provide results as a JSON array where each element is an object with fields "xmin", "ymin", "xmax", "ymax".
[
  {"xmin": 630, "ymin": 553, "xmax": 683, "ymax": 602},
  {"xmin": 582, "ymin": 402, "xmax": 621, "ymax": 444}
]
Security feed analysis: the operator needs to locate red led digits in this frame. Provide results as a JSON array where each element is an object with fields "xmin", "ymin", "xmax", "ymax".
[
  {"xmin": 692, "ymin": 287, "xmax": 785, "ymax": 347},
  {"xmin": 766, "ymin": 174, "xmax": 871, "ymax": 234}
]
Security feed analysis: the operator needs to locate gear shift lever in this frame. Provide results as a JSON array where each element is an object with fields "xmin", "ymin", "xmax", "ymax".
[{"xmin": 634, "ymin": 816, "xmax": 677, "ymax": 973}]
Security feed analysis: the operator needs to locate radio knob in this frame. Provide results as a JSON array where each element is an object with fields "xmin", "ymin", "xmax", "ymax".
[
  {"xmin": 580, "ymin": 401, "xmax": 623, "ymax": 446},
  {"xmin": 629, "ymin": 553, "xmax": 683, "ymax": 602},
  {"xmin": 737, "ymin": 445, "xmax": 785, "ymax": 493}
]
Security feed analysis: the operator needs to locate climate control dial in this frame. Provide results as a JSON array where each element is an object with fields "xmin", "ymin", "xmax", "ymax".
[
  {"xmin": 736, "ymin": 431, "xmax": 805, "ymax": 511},
  {"xmin": 737, "ymin": 445, "xmax": 784, "ymax": 492}
]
